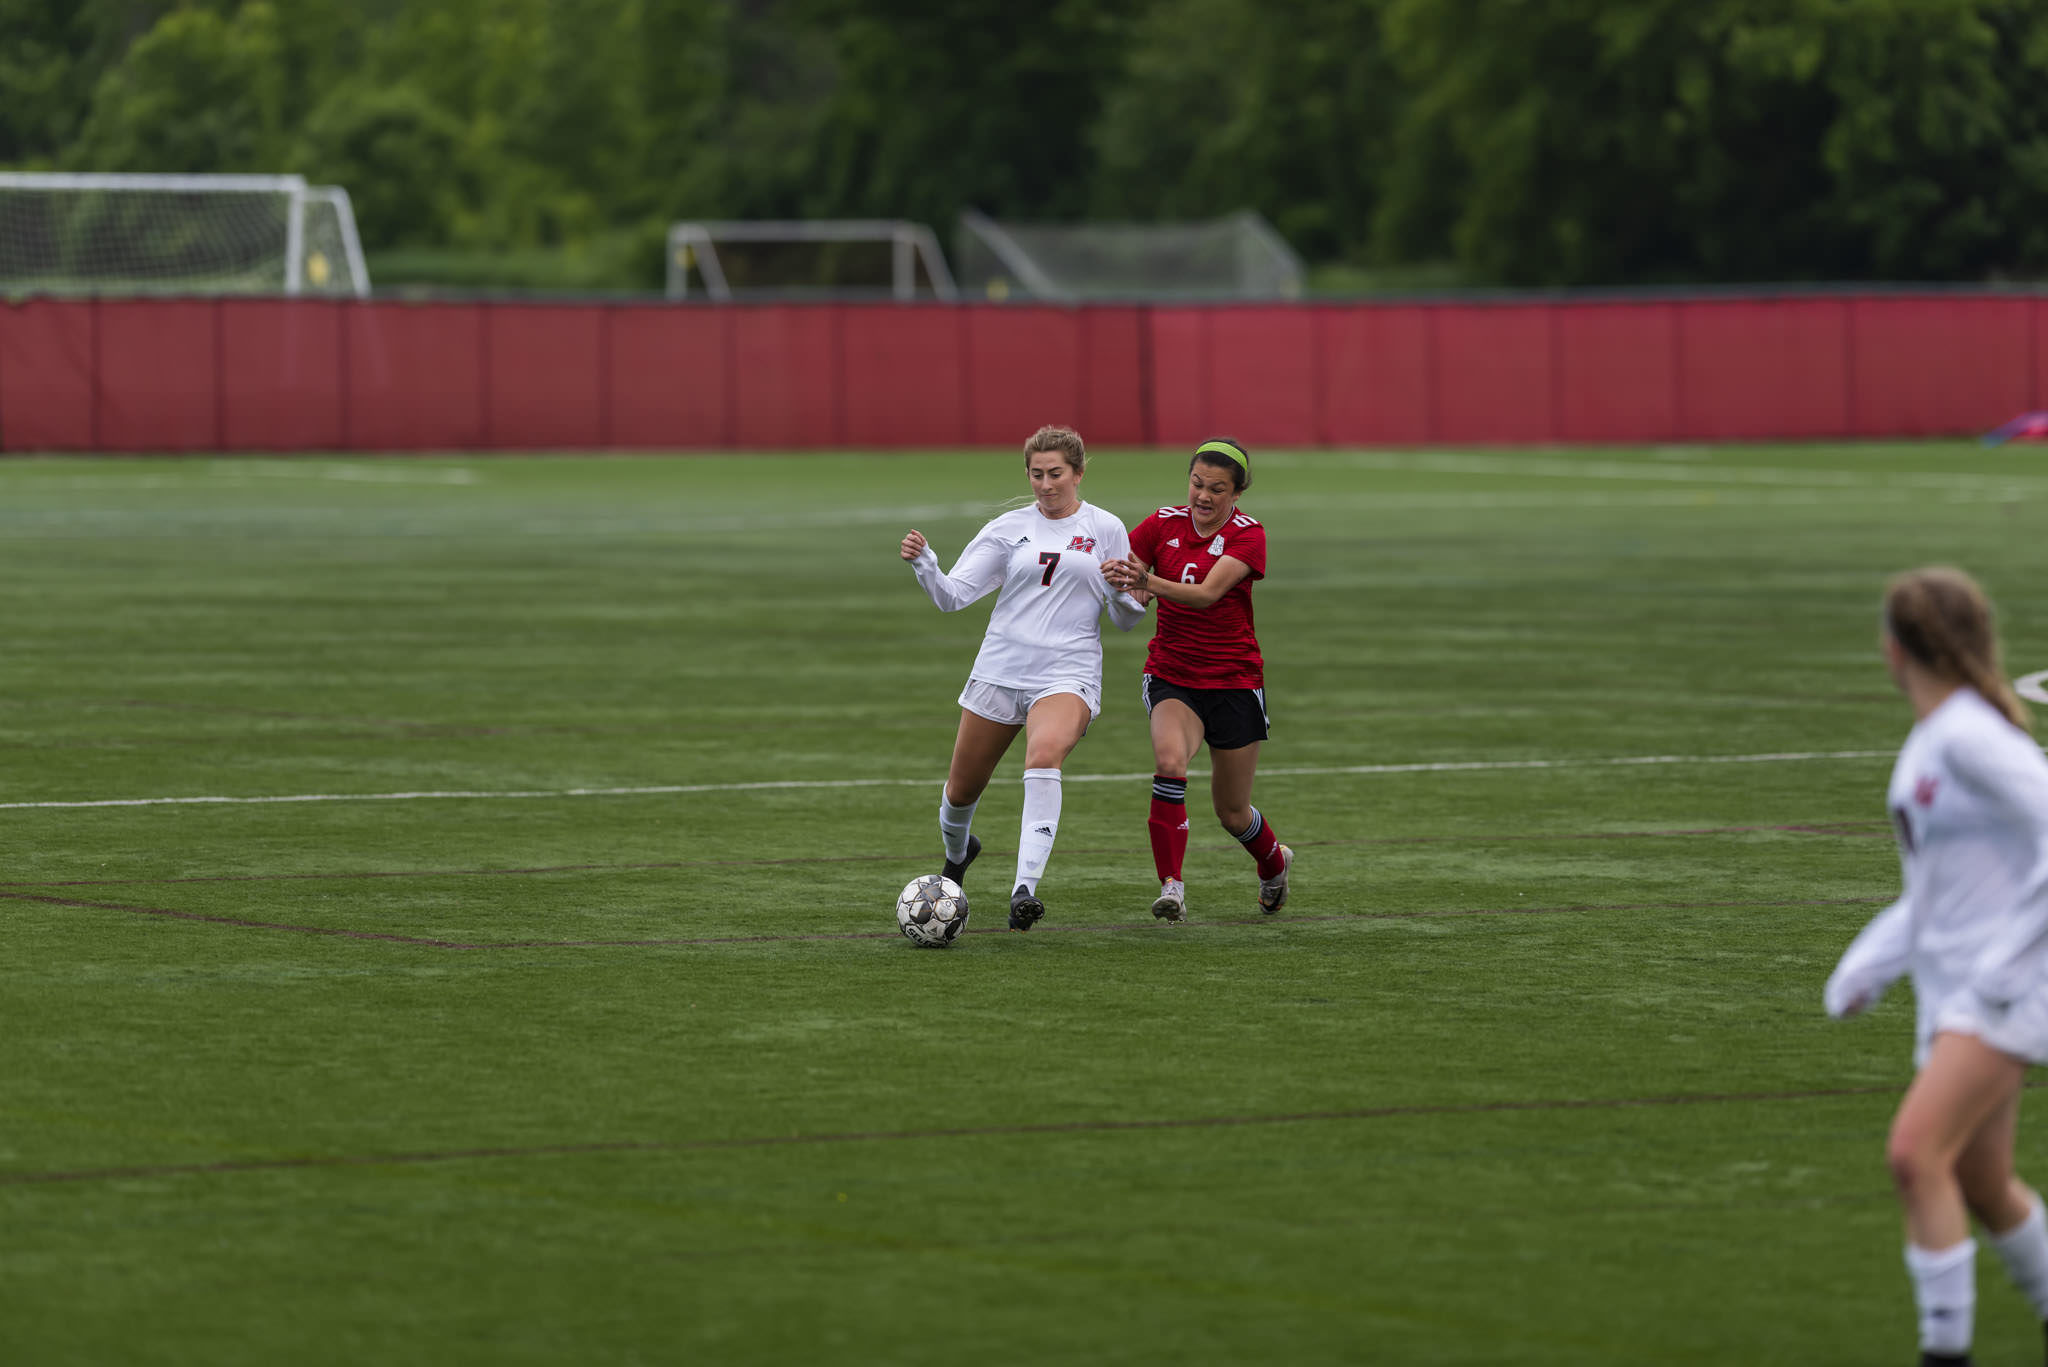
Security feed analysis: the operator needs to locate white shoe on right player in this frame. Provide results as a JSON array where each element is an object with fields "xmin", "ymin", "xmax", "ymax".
[{"xmin": 1151, "ymin": 878, "xmax": 1186, "ymax": 923}]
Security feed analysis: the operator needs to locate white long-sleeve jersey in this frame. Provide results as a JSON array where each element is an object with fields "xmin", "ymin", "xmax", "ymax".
[
  {"xmin": 910, "ymin": 502, "xmax": 1147, "ymax": 692},
  {"xmin": 1828, "ymin": 689, "xmax": 2048, "ymax": 1037}
]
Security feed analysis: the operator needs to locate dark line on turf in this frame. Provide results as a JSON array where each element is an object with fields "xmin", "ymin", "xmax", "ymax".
[
  {"xmin": 0, "ymin": 821, "xmax": 1893, "ymax": 890},
  {"xmin": 0, "ymin": 1083, "xmax": 1929, "ymax": 1187},
  {"xmin": 0, "ymin": 888, "xmax": 1886, "ymax": 950}
]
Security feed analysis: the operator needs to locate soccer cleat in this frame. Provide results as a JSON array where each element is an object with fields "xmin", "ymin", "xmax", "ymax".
[
  {"xmin": 1917, "ymin": 1353, "xmax": 1972, "ymax": 1366},
  {"xmin": 1257, "ymin": 845, "xmax": 1294, "ymax": 915},
  {"xmin": 1151, "ymin": 878, "xmax": 1187, "ymax": 923},
  {"xmin": 942, "ymin": 833, "xmax": 982, "ymax": 886},
  {"xmin": 1008, "ymin": 884, "xmax": 1045, "ymax": 931}
]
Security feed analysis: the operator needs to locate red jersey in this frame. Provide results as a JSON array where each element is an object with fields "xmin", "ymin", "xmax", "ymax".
[{"xmin": 1128, "ymin": 505, "xmax": 1267, "ymax": 689}]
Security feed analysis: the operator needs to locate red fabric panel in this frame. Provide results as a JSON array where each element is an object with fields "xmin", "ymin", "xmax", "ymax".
[
  {"xmin": 218, "ymin": 300, "xmax": 343, "ymax": 451},
  {"xmin": 1677, "ymin": 299, "xmax": 1850, "ymax": 440},
  {"xmin": 1202, "ymin": 307, "xmax": 1318, "ymax": 447},
  {"xmin": 96, "ymin": 299, "xmax": 218, "ymax": 451},
  {"xmin": 840, "ymin": 306, "xmax": 966, "ymax": 447},
  {"xmin": 731, "ymin": 306, "xmax": 839, "ymax": 448},
  {"xmin": 1849, "ymin": 296, "xmax": 2032, "ymax": 437},
  {"xmin": 0, "ymin": 299, "xmax": 95, "ymax": 450},
  {"xmin": 1317, "ymin": 306, "xmax": 1431, "ymax": 445},
  {"xmin": 345, "ymin": 303, "xmax": 485, "ymax": 450},
  {"xmin": 1147, "ymin": 309, "xmax": 1210, "ymax": 448},
  {"xmin": 485, "ymin": 305, "xmax": 604, "ymax": 449},
  {"xmin": 1555, "ymin": 303, "xmax": 1679, "ymax": 442},
  {"xmin": 1432, "ymin": 305, "xmax": 1557, "ymax": 443},
  {"xmin": 1077, "ymin": 307, "xmax": 1146, "ymax": 446},
  {"xmin": 608, "ymin": 307, "xmax": 730, "ymax": 448},
  {"xmin": 964, "ymin": 307, "xmax": 1081, "ymax": 446}
]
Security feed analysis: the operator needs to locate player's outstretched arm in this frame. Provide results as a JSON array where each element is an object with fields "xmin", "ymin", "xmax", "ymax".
[
  {"xmin": 907, "ymin": 529, "xmax": 1004, "ymax": 612},
  {"xmin": 1825, "ymin": 898, "xmax": 1912, "ymax": 1018},
  {"xmin": 1105, "ymin": 554, "xmax": 1252, "ymax": 610}
]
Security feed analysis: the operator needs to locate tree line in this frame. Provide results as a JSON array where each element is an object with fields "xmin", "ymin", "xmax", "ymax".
[{"xmin": 5, "ymin": 0, "xmax": 2046, "ymax": 289}]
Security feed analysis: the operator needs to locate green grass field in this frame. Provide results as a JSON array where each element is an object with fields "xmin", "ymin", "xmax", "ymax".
[{"xmin": 4, "ymin": 443, "xmax": 2046, "ymax": 1365}]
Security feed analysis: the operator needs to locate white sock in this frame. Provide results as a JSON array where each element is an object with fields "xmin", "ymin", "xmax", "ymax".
[
  {"xmin": 1015, "ymin": 768, "xmax": 1062, "ymax": 894},
  {"xmin": 1991, "ymin": 1194, "xmax": 2048, "ymax": 1318},
  {"xmin": 1905, "ymin": 1239, "xmax": 1976, "ymax": 1355},
  {"xmin": 938, "ymin": 787, "xmax": 978, "ymax": 865}
]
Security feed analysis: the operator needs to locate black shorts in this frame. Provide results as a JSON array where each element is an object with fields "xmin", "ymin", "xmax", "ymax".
[{"xmin": 1141, "ymin": 674, "xmax": 1270, "ymax": 750}]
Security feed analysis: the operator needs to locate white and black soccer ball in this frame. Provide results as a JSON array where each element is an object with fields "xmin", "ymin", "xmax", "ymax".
[{"xmin": 896, "ymin": 874, "xmax": 969, "ymax": 948}]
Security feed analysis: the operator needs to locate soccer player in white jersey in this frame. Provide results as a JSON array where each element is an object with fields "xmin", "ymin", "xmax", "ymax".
[
  {"xmin": 899, "ymin": 425, "xmax": 1149, "ymax": 930},
  {"xmin": 1827, "ymin": 567, "xmax": 2048, "ymax": 1367}
]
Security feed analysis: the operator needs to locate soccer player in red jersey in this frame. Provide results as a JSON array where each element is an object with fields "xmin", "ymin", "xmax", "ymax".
[{"xmin": 1101, "ymin": 437, "xmax": 1291, "ymax": 921}]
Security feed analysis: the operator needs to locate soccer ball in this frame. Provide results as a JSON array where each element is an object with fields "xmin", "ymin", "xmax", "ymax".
[{"xmin": 896, "ymin": 874, "xmax": 969, "ymax": 948}]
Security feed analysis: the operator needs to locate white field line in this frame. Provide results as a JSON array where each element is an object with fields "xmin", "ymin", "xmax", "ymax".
[
  {"xmin": 2019, "ymin": 670, "xmax": 2048, "ymax": 705},
  {"xmin": 215, "ymin": 462, "xmax": 480, "ymax": 486},
  {"xmin": 1316, "ymin": 450, "xmax": 2048, "ymax": 497},
  {"xmin": 0, "ymin": 748, "xmax": 1894, "ymax": 811}
]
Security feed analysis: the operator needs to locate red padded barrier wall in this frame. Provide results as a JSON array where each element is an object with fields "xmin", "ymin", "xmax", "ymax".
[
  {"xmin": 1556, "ymin": 303, "xmax": 1680, "ymax": 442},
  {"xmin": 732, "ymin": 306, "xmax": 839, "ymax": 448},
  {"xmin": 1317, "ymin": 306, "xmax": 1432, "ymax": 445},
  {"xmin": 1849, "ymin": 296, "xmax": 2033, "ymax": 437},
  {"xmin": 1678, "ymin": 298, "xmax": 1850, "ymax": 440},
  {"xmin": 347, "ymin": 303, "xmax": 485, "ymax": 450},
  {"xmin": 1433, "ymin": 305, "xmax": 1556, "ymax": 443},
  {"xmin": 486, "ymin": 304, "xmax": 605, "ymax": 449},
  {"xmin": 220, "ymin": 299, "xmax": 343, "ymax": 450},
  {"xmin": 608, "ymin": 307, "xmax": 731, "ymax": 447},
  {"xmin": 1147, "ymin": 309, "xmax": 1211, "ymax": 447},
  {"xmin": 0, "ymin": 299, "xmax": 95, "ymax": 450},
  {"xmin": 20, "ymin": 292, "xmax": 2048, "ymax": 454},
  {"xmin": 97, "ymin": 299, "xmax": 218, "ymax": 450},
  {"xmin": 841, "ymin": 306, "xmax": 966, "ymax": 447},
  {"xmin": 1200, "ymin": 307, "xmax": 1319, "ymax": 447},
  {"xmin": 964, "ymin": 307, "xmax": 1080, "ymax": 446},
  {"xmin": 1078, "ymin": 307, "xmax": 1147, "ymax": 445}
]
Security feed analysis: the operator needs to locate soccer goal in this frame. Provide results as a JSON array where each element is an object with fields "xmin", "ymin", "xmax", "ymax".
[
  {"xmin": 955, "ymin": 209, "xmax": 1304, "ymax": 302},
  {"xmin": 665, "ymin": 220, "xmax": 957, "ymax": 301},
  {"xmin": 0, "ymin": 172, "xmax": 371, "ymax": 298}
]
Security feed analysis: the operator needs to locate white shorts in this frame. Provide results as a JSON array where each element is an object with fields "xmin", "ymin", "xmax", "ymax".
[
  {"xmin": 958, "ymin": 677, "xmax": 1100, "ymax": 727},
  {"xmin": 1924, "ymin": 984, "xmax": 2048, "ymax": 1067}
]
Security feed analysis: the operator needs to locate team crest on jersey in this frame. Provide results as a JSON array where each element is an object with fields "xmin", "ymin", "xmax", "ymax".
[
  {"xmin": 1209, "ymin": 534, "xmax": 1226, "ymax": 554},
  {"xmin": 1915, "ymin": 776, "xmax": 1939, "ymax": 807},
  {"xmin": 1067, "ymin": 535, "xmax": 1096, "ymax": 552}
]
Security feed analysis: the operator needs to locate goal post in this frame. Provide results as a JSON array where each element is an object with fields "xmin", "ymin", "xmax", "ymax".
[
  {"xmin": 0, "ymin": 172, "xmax": 370, "ymax": 298},
  {"xmin": 955, "ymin": 208, "xmax": 1305, "ymax": 302},
  {"xmin": 665, "ymin": 220, "xmax": 957, "ymax": 301}
]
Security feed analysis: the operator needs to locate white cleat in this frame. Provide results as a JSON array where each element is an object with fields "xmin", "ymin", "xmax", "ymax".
[
  {"xmin": 1257, "ymin": 846, "xmax": 1294, "ymax": 915},
  {"xmin": 1151, "ymin": 878, "xmax": 1187, "ymax": 923}
]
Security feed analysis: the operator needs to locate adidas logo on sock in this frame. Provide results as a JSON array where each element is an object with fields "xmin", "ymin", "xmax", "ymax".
[{"xmin": 1033, "ymin": 824, "xmax": 1055, "ymax": 836}]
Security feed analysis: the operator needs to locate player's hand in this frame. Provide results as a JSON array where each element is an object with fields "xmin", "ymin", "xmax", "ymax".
[
  {"xmin": 900, "ymin": 530, "xmax": 927, "ymax": 561},
  {"xmin": 1101, "ymin": 557, "xmax": 1142, "ymax": 591}
]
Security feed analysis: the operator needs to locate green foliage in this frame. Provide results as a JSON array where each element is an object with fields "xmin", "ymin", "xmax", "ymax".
[
  {"xmin": 1376, "ymin": 0, "xmax": 2048, "ymax": 284},
  {"xmin": 5, "ymin": 0, "xmax": 2047, "ymax": 286}
]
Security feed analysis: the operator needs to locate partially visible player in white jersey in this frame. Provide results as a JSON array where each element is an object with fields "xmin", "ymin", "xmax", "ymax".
[
  {"xmin": 1826, "ymin": 566, "xmax": 2048, "ymax": 1367},
  {"xmin": 899, "ymin": 425, "xmax": 1149, "ymax": 931}
]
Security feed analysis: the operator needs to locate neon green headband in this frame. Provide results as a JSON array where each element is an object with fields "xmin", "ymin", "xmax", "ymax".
[{"xmin": 1194, "ymin": 440, "xmax": 1248, "ymax": 471}]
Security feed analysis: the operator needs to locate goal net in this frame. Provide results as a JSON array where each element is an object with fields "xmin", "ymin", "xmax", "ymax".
[
  {"xmin": 955, "ymin": 209, "xmax": 1304, "ymax": 302},
  {"xmin": 0, "ymin": 173, "xmax": 370, "ymax": 297},
  {"xmin": 666, "ymin": 220, "xmax": 957, "ymax": 301}
]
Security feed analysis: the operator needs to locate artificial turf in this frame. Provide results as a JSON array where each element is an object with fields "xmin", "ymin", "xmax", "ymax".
[{"xmin": 3, "ymin": 443, "xmax": 2045, "ymax": 1365}]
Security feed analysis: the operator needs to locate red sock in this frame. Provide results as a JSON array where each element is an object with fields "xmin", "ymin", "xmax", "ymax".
[
  {"xmin": 1147, "ymin": 775, "xmax": 1189, "ymax": 881},
  {"xmin": 1234, "ymin": 808, "xmax": 1286, "ymax": 879}
]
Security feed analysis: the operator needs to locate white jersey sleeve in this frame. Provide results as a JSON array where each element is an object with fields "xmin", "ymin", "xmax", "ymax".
[
  {"xmin": 1093, "ymin": 519, "xmax": 1148, "ymax": 633},
  {"xmin": 910, "ymin": 529, "xmax": 1007, "ymax": 612},
  {"xmin": 1826, "ymin": 898, "xmax": 1912, "ymax": 1018}
]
